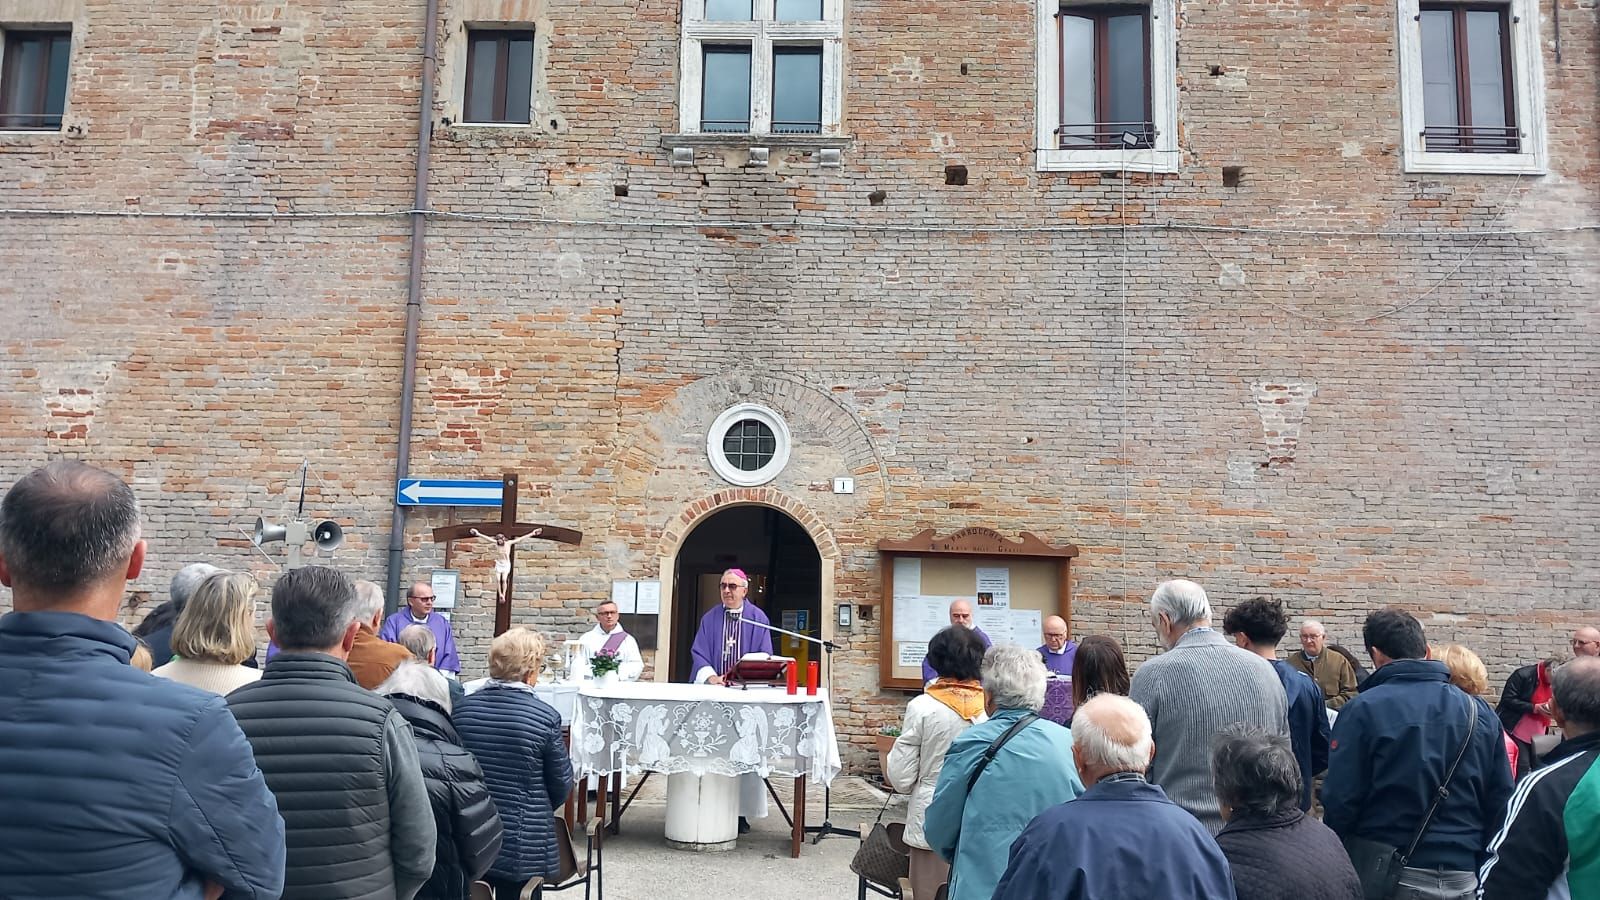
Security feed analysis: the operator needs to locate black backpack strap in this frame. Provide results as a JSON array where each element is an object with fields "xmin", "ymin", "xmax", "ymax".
[{"xmin": 965, "ymin": 713, "xmax": 1039, "ymax": 795}]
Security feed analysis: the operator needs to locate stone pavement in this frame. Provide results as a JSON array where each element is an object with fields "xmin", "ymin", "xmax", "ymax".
[{"xmin": 594, "ymin": 775, "xmax": 909, "ymax": 899}]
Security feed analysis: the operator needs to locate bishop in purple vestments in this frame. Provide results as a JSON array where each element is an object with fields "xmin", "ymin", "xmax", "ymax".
[
  {"xmin": 922, "ymin": 598, "xmax": 991, "ymax": 684},
  {"xmin": 690, "ymin": 568, "xmax": 774, "ymax": 684}
]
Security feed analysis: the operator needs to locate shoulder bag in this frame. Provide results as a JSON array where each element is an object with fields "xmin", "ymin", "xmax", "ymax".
[
  {"xmin": 849, "ymin": 791, "xmax": 910, "ymax": 887},
  {"xmin": 1342, "ymin": 696, "xmax": 1478, "ymax": 900}
]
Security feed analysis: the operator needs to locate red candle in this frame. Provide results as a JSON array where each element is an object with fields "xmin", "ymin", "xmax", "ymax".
[
  {"xmin": 806, "ymin": 660, "xmax": 819, "ymax": 696},
  {"xmin": 785, "ymin": 660, "xmax": 798, "ymax": 695}
]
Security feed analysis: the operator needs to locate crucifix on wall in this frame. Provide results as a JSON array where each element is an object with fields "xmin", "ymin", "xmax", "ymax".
[{"xmin": 430, "ymin": 473, "xmax": 582, "ymax": 636}]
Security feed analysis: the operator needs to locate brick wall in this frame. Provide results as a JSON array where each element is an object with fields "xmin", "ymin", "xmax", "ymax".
[{"xmin": 1, "ymin": 0, "xmax": 1595, "ymax": 768}]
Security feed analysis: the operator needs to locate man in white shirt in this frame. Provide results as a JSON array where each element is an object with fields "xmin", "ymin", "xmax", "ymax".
[{"xmin": 577, "ymin": 600, "xmax": 643, "ymax": 681}]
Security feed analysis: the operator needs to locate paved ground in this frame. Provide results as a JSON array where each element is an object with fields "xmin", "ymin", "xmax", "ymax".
[{"xmin": 593, "ymin": 775, "xmax": 908, "ymax": 899}]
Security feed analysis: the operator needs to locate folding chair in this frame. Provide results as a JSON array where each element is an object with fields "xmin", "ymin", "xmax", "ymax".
[{"xmin": 530, "ymin": 816, "xmax": 603, "ymax": 900}]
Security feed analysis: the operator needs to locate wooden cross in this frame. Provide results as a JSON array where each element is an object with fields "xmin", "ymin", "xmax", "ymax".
[{"xmin": 430, "ymin": 473, "xmax": 582, "ymax": 636}]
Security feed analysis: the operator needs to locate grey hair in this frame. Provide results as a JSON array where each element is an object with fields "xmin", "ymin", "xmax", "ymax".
[
  {"xmin": 397, "ymin": 623, "xmax": 436, "ymax": 662},
  {"xmin": 377, "ymin": 660, "xmax": 452, "ymax": 713},
  {"xmin": 1552, "ymin": 656, "xmax": 1600, "ymax": 731},
  {"xmin": 170, "ymin": 563, "xmax": 224, "ymax": 606},
  {"xmin": 269, "ymin": 565, "xmax": 357, "ymax": 651},
  {"xmin": 352, "ymin": 580, "xmax": 385, "ymax": 622},
  {"xmin": 1151, "ymin": 579, "xmax": 1211, "ymax": 629},
  {"xmin": 0, "ymin": 460, "xmax": 143, "ymax": 594},
  {"xmin": 1300, "ymin": 619, "xmax": 1326, "ymax": 635},
  {"xmin": 981, "ymin": 643, "xmax": 1047, "ymax": 712},
  {"xmin": 1211, "ymin": 724, "xmax": 1302, "ymax": 817},
  {"xmin": 1073, "ymin": 694, "xmax": 1154, "ymax": 773}
]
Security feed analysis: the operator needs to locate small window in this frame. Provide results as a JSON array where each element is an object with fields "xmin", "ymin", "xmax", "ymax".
[
  {"xmin": 1057, "ymin": 8, "xmax": 1151, "ymax": 149},
  {"xmin": 775, "ymin": 0, "xmax": 824, "ymax": 20},
  {"xmin": 462, "ymin": 29, "xmax": 534, "ymax": 125},
  {"xmin": 706, "ymin": 0, "xmax": 753, "ymax": 20},
  {"xmin": 701, "ymin": 46, "xmax": 752, "ymax": 133},
  {"xmin": 707, "ymin": 403, "xmax": 792, "ymax": 487},
  {"xmin": 0, "ymin": 29, "xmax": 72, "ymax": 131},
  {"xmin": 771, "ymin": 46, "xmax": 822, "ymax": 134},
  {"xmin": 1418, "ymin": 5, "xmax": 1516, "ymax": 153}
]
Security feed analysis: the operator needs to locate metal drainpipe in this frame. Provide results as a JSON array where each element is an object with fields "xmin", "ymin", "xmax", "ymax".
[{"xmin": 386, "ymin": 0, "xmax": 441, "ymax": 614}]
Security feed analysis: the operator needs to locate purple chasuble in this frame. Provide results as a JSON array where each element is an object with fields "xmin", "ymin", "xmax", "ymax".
[
  {"xmin": 1038, "ymin": 641, "xmax": 1078, "ymax": 676},
  {"xmin": 922, "ymin": 626, "xmax": 991, "ymax": 684},
  {"xmin": 378, "ymin": 609, "xmax": 461, "ymax": 673},
  {"xmin": 689, "ymin": 603, "xmax": 774, "ymax": 679}
]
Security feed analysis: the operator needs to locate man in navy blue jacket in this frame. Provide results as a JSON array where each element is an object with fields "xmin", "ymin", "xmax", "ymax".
[
  {"xmin": 1223, "ymin": 596, "xmax": 1329, "ymax": 811},
  {"xmin": 0, "ymin": 461, "xmax": 285, "ymax": 900},
  {"xmin": 1324, "ymin": 608, "xmax": 1512, "ymax": 900}
]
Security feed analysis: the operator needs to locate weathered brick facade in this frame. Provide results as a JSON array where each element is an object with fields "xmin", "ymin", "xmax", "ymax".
[{"xmin": 2, "ymin": 0, "xmax": 1595, "ymax": 766}]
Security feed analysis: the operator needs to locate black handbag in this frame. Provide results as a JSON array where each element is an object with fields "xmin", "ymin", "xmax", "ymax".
[
  {"xmin": 1342, "ymin": 696, "xmax": 1478, "ymax": 900},
  {"xmin": 850, "ymin": 792, "xmax": 910, "ymax": 887}
]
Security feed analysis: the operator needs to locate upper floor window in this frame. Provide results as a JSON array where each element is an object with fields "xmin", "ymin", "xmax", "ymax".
[
  {"xmin": 677, "ymin": 0, "xmax": 843, "ymax": 137},
  {"xmin": 1396, "ymin": 0, "xmax": 1545, "ymax": 174},
  {"xmin": 462, "ymin": 29, "xmax": 535, "ymax": 125},
  {"xmin": 0, "ymin": 29, "xmax": 72, "ymax": 131},
  {"xmin": 1035, "ymin": 1, "xmax": 1176, "ymax": 173}
]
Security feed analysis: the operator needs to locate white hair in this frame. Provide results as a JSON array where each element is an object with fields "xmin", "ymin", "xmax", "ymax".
[
  {"xmin": 1073, "ymin": 694, "xmax": 1154, "ymax": 773},
  {"xmin": 377, "ymin": 660, "xmax": 452, "ymax": 713},
  {"xmin": 981, "ymin": 643, "xmax": 1047, "ymax": 712},
  {"xmin": 352, "ymin": 580, "xmax": 385, "ymax": 622},
  {"xmin": 1300, "ymin": 619, "xmax": 1325, "ymax": 634},
  {"xmin": 397, "ymin": 623, "xmax": 436, "ymax": 661},
  {"xmin": 171, "ymin": 563, "xmax": 225, "ymax": 605},
  {"xmin": 1151, "ymin": 579, "xmax": 1211, "ymax": 629}
]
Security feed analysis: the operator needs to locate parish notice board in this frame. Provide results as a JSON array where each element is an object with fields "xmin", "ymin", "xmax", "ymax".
[{"xmin": 878, "ymin": 528, "xmax": 1078, "ymax": 692}]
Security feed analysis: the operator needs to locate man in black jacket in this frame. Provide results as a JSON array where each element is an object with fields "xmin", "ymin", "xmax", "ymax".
[
  {"xmin": 229, "ymin": 565, "xmax": 437, "ymax": 900},
  {"xmin": 379, "ymin": 661, "xmax": 503, "ymax": 900},
  {"xmin": 1323, "ymin": 608, "xmax": 1513, "ymax": 900}
]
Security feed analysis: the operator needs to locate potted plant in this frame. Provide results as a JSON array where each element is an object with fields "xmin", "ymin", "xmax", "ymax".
[
  {"xmin": 876, "ymin": 724, "xmax": 901, "ymax": 777},
  {"xmin": 590, "ymin": 649, "xmax": 622, "ymax": 688}
]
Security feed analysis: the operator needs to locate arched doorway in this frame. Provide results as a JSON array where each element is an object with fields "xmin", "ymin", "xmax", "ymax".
[{"xmin": 669, "ymin": 505, "xmax": 823, "ymax": 683}]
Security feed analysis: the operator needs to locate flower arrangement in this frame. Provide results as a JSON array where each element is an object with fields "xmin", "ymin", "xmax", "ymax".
[
  {"xmin": 590, "ymin": 649, "xmax": 622, "ymax": 678},
  {"xmin": 878, "ymin": 724, "xmax": 901, "ymax": 738}
]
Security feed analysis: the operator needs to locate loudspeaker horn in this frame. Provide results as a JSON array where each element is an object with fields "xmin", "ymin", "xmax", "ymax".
[
  {"xmin": 313, "ymin": 520, "xmax": 344, "ymax": 552},
  {"xmin": 253, "ymin": 517, "xmax": 288, "ymax": 546}
]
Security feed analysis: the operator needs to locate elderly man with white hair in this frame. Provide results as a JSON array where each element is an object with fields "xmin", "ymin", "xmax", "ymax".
[
  {"xmin": 923, "ymin": 644, "xmax": 1083, "ymax": 900},
  {"xmin": 992, "ymin": 694, "xmax": 1237, "ymax": 899},
  {"xmin": 1129, "ymin": 578, "xmax": 1288, "ymax": 834},
  {"xmin": 345, "ymin": 579, "xmax": 413, "ymax": 690}
]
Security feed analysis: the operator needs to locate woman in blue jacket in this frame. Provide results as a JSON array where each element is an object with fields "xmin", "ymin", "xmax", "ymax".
[{"xmin": 454, "ymin": 628, "xmax": 574, "ymax": 900}]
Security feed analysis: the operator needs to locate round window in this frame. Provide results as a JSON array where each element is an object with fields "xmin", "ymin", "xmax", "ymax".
[{"xmin": 707, "ymin": 404, "xmax": 792, "ymax": 487}]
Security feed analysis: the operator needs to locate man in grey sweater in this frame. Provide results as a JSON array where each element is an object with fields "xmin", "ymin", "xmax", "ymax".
[{"xmin": 1130, "ymin": 579, "xmax": 1289, "ymax": 833}]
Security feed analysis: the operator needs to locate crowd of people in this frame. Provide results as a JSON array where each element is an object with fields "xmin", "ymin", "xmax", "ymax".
[
  {"xmin": 888, "ymin": 582, "xmax": 1600, "ymax": 900},
  {"xmin": 1, "ymin": 459, "xmax": 1597, "ymax": 900}
]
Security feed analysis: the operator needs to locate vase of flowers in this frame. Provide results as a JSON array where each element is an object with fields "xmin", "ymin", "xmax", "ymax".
[{"xmin": 590, "ymin": 649, "xmax": 622, "ymax": 688}]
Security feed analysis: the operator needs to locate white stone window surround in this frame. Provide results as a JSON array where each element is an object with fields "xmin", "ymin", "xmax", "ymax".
[
  {"xmin": 0, "ymin": 2, "xmax": 83, "ymax": 139},
  {"xmin": 676, "ymin": 0, "xmax": 844, "ymax": 137},
  {"xmin": 1034, "ymin": 0, "xmax": 1178, "ymax": 174},
  {"xmin": 706, "ymin": 403, "xmax": 792, "ymax": 487},
  {"xmin": 1394, "ymin": 0, "xmax": 1546, "ymax": 175}
]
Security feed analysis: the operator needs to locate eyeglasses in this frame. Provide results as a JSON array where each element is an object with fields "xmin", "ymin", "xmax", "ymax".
[
  {"xmin": 719, "ymin": 583, "xmax": 742, "ymax": 590},
  {"xmin": 1044, "ymin": 633, "xmax": 1069, "ymax": 639},
  {"xmin": 410, "ymin": 594, "xmax": 435, "ymax": 601}
]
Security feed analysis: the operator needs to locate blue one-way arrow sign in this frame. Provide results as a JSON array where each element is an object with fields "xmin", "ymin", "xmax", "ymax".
[{"xmin": 396, "ymin": 478, "xmax": 504, "ymax": 507}]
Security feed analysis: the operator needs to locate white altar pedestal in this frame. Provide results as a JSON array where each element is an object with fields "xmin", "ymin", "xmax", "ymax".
[{"xmin": 664, "ymin": 771, "xmax": 739, "ymax": 851}]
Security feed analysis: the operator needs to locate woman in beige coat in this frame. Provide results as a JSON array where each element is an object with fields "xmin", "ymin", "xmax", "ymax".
[{"xmin": 886, "ymin": 626, "xmax": 988, "ymax": 900}]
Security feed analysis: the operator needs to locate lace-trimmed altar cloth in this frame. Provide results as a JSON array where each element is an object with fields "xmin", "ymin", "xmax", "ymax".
[{"xmin": 570, "ymin": 681, "xmax": 842, "ymax": 786}]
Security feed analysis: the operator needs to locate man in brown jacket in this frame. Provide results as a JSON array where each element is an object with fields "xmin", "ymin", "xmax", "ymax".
[
  {"xmin": 1286, "ymin": 619, "xmax": 1358, "ymax": 709},
  {"xmin": 346, "ymin": 579, "xmax": 412, "ymax": 690}
]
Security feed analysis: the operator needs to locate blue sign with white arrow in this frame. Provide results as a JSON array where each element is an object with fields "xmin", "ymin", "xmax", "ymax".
[{"xmin": 396, "ymin": 478, "xmax": 504, "ymax": 507}]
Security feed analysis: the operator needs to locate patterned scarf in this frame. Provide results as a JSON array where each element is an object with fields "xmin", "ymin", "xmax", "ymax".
[{"xmin": 925, "ymin": 678, "xmax": 986, "ymax": 722}]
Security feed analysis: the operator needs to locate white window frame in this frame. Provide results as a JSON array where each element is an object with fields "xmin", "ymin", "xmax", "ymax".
[
  {"xmin": 677, "ymin": 0, "xmax": 843, "ymax": 137},
  {"xmin": 1395, "ymin": 0, "xmax": 1546, "ymax": 175},
  {"xmin": 707, "ymin": 403, "xmax": 792, "ymax": 487},
  {"xmin": 1035, "ymin": 0, "xmax": 1177, "ymax": 174}
]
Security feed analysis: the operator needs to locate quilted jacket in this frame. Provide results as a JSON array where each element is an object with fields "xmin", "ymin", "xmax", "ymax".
[
  {"xmin": 0, "ymin": 611, "xmax": 284, "ymax": 899},
  {"xmin": 389, "ymin": 694, "xmax": 504, "ymax": 900},
  {"xmin": 453, "ymin": 681, "xmax": 573, "ymax": 883},
  {"xmin": 1215, "ymin": 808, "xmax": 1362, "ymax": 900}
]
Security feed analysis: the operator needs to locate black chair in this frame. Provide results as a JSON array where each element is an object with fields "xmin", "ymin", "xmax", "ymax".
[{"xmin": 530, "ymin": 817, "xmax": 602, "ymax": 900}]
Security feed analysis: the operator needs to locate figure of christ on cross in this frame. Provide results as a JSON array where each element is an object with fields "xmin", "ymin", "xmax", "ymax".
[{"xmin": 429, "ymin": 473, "xmax": 582, "ymax": 636}]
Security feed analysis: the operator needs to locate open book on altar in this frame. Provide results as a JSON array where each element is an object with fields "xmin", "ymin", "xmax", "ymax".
[{"xmin": 727, "ymin": 652, "xmax": 796, "ymax": 686}]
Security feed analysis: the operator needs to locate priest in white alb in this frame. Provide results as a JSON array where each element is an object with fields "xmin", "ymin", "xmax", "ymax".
[{"xmin": 577, "ymin": 599, "xmax": 643, "ymax": 681}]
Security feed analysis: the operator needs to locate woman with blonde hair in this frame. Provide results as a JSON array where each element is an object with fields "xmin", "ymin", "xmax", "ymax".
[
  {"xmin": 1437, "ymin": 642, "xmax": 1519, "ymax": 778},
  {"xmin": 453, "ymin": 628, "xmax": 573, "ymax": 900},
  {"xmin": 152, "ymin": 572, "xmax": 263, "ymax": 695}
]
